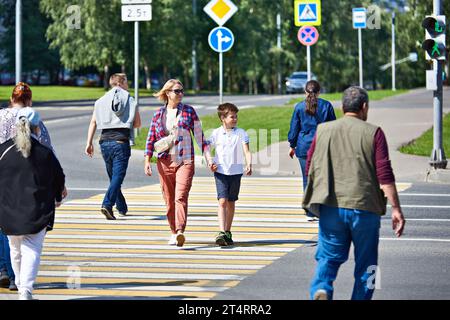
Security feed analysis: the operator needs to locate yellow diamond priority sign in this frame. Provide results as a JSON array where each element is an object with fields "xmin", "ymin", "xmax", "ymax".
[{"xmin": 204, "ymin": 0, "xmax": 238, "ymax": 26}]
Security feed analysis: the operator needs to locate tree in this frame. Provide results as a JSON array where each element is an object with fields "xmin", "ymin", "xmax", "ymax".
[
  {"xmin": 0, "ymin": 0, "xmax": 60, "ymax": 84},
  {"xmin": 40, "ymin": 0, "xmax": 132, "ymax": 88}
]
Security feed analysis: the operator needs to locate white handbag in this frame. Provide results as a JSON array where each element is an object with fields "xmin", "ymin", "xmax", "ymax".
[{"xmin": 154, "ymin": 113, "xmax": 181, "ymax": 153}]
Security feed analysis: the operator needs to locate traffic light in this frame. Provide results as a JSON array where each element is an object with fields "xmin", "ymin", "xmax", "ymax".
[{"xmin": 422, "ymin": 15, "xmax": 446, "ymax": 60}]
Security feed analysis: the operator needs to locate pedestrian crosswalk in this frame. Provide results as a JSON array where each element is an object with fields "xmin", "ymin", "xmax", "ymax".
[{"xmin": 0, "ymin": 178, "xmax": 411, "ymax": 300}]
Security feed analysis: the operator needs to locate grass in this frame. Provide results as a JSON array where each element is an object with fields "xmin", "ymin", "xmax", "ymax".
[
  {"xmin": 399, "ymin": 112, "xmax": 450, "ymax": 156},
  {"xmin": 133, "ymin": 106, "xmax": 344, "ymax": 155},
  {"xmin": 287, "ymin": 89, "xmax": 408, "ymax": 105},
  {"xmin": 134, "ymin": 89, "xmax": 409, "ymax": 154},
  {"xmin": 0, "ymin": 85, "xmax": 154, "ymax": 103}
]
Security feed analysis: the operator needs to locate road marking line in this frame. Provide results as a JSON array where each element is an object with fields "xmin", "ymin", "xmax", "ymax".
[{"xmin": 380, "ymin": 238, "xmax": 450, "ymax": 242}]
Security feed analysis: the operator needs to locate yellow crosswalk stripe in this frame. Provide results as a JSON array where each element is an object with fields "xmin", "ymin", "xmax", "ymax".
[{"xmin": 0, "ymin": 178, "xmax": 411, "ymax": 300}]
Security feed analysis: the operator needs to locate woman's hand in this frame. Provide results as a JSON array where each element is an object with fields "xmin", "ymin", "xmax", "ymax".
[
  {"xmin": 62, "ymin": 186, "xmax": 68, "ymax": 199},
  {"xmin": 289, "ymin": 147, "xmax": 295, "ymax": 159},
  {"xmin": 144, "ymin": 158, "xmax": 152, "ymax": 176}
]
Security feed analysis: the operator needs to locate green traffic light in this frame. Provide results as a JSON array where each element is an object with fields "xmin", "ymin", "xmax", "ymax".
[
  {"xmin": 432, "ymin": 43, "xmax": 441, "ymax": 56},
  {"xmin": 422, "ymin": 39, "xmax": 441, "ymax": 58},
  {"xmin": 435, "ymin": 22, "xmax": 444, "ymax": 33}
]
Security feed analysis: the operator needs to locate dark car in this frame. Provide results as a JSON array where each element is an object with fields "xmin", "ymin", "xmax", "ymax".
[{"xmin": 285, "ymin": 71, "xmax": 317, "ymax": 94}]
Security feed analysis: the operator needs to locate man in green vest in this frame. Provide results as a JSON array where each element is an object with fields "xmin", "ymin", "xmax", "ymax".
[{"xmin": 302, "ymin": 86, "xmax": 406, "ymax": 300}]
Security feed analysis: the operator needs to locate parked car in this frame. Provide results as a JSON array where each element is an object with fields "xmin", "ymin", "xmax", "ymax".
[
  {"xmin": 0, "ymin": 72, "xmax": 15, "ymax": 85},
  {"xmin": 285, "ymin": 71, "xmax": 317, "ymax": 94}
]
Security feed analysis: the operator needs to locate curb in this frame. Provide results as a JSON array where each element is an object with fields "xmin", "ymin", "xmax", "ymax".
[{"xmin": 425, "ymin": 168, "xmax": 450, "ymax": 184}]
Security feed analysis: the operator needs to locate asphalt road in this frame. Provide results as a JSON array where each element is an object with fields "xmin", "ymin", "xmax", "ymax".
[
  {"xmin": 32, "ymin": 92, "xmax": 450, "ymax": 300},
  {"xmin": 36, "ymin": 94, "xmax": 300, "ymax": 201},
  {"xmin": 214, "ymin": 182, "xmax": 450, "ymax": 300}
]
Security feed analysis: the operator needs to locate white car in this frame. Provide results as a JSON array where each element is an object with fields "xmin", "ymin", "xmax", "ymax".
[{"xmin": 285, "ymin": 71, "xmax": 317, "ymax": 94}]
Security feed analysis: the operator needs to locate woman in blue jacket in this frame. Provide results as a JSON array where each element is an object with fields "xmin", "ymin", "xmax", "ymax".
[{"xmin": 288, "ymin": 80, "xmax": 336, "ymax": 221}]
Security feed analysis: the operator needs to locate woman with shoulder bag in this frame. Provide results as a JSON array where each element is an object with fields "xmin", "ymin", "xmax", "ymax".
[
  {"xmin": 144, "ymin": 79, "xmax": 212, "ymax": 247},
  {"xmin": 0, "ymin": 108, "xmax": 65, "ymax": 300}
]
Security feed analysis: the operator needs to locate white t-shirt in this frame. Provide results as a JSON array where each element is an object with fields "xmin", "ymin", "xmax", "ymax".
[
  {"xmin": 165, "ymin": 107, "xmax": 178, "ymax": 133},
  {"xmin": 208, "ymin": 126, "xmax": 249, "ymax": 175},
  {"xmin": 165, "ymin": 107, "xmax": 179, "ymax": 154}
]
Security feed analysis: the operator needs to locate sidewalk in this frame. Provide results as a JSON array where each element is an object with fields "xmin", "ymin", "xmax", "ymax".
[{"xmin": 252, "ymin": 88, "xmax": 450, "ymax": 183}]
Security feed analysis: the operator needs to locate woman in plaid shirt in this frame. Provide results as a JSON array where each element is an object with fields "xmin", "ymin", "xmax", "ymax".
[{"xmin": 144, "ymin": 79, "xmax": 212, "ymax": 247}]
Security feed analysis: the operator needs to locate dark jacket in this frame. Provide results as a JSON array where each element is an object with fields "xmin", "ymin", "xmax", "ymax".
[
  {"xmin": 0, "ymin": 138, "xmax": 65, "ymax": 235},
  {"xmin": 288, "ymin": 98, "xmax": 336, "ymax": 158}
]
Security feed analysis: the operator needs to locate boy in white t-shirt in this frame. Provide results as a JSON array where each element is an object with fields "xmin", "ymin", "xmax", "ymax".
[{"xmin": 207, "ymin": 103, "xmax": 252, "ymax": 246}]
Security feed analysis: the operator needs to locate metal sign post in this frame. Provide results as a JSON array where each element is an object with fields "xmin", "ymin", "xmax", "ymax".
[
  {"xmin": 134, "ymin": 21, "xmax": 139, "ymax": 110},
  {"xmin": 204, "ymin": 0, "xmax": 237, "ymax": 103},
  {"xmin": 121, "ymin": 0, "xmax": 152, "ymax": 143},
  {"xmin": 298, "ymin": 26, "xmax": 319, "ymax": 82},
  {"xmin": 353, "ymin": 8, "xmax": 367, "ymax": 88},
  {"xmin": 294, "ymin": 1, "xmax": 321, "ymax": 84},
  {"xmin": 208, "ymin": 27, "xmax": 235, "ymax": 104},
  {"xmin": 392, "ymin": 12, "xmax": 396, "ymax": 91}
]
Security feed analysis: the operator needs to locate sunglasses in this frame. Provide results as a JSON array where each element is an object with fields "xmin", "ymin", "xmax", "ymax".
[{"xmin": 170, "ymin": 89, "xmax": 184, "ymax": 95}]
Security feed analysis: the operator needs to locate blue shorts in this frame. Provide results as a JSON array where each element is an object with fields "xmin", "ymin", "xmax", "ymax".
[{"xmin": 214, "ymin": 172, "xmax": 243, "ymax": 202}]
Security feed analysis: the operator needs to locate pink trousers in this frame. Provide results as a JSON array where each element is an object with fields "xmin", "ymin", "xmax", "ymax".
[{"xmin": 157, "ymin": 158, "xmax": 195, "ymax": 233}]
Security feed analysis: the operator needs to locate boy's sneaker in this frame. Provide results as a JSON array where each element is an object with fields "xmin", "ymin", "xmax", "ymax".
[
  {"xmin": 215, "ymin": 232, "xmax": 228, "ymax": 246},
  {"xmin": 0, "ymin": 269, "xmax": 9, "ymax": 288},
  {"xmin": 224, "ymin": 231, "xmax": 234, "ymax": 245},
  {"xmin": 118, "ymin": 211, "xmax": 127, "ymax": 217}
]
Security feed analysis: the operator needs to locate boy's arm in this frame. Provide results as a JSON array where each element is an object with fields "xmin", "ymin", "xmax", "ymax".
[
  {"xmin": 205, "ymin": 132, "xmax": 217, "ymax": 172},
  {"xmin": 243, "ymin": 142, "xmax": 252, "ymax": 175}
]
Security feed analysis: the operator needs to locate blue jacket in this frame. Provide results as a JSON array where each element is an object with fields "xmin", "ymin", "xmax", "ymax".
[{"xmin": 288, "ymin": 98, "xmax": 336, "ymax": 158}]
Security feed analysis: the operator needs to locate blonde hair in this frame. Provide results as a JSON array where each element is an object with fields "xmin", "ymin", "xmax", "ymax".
[
  {"xmin": 109, "ymin": 73, "xmax": 128, "ymax": 87},
  {"xmin": 14, "ymin": 117, "xmax": 32, "ymax": 158},
  {"xmin": 153, "ymin": 79, "xmax": 183, "ymax": 104}
]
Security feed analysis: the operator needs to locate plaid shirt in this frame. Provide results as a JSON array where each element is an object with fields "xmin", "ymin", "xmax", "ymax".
[{"xmin": 145, "ymin": 103, "xmax": 209, "ymax": 163}]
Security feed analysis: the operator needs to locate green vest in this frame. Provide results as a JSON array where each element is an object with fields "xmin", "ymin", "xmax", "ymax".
[{"xmin": 302, "ymin": 116, "xmax": 387, "ymax": 216}]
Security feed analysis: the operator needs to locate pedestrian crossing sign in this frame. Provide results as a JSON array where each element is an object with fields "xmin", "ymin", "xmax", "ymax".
[{"xmin": 294, "ymin": 0, "xmax": 321, "ymax": 26}]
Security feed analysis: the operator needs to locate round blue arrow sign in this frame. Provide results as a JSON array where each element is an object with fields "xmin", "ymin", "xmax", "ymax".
[{"xmin": 208, "ymin": 27, "xmax": 235, "ymax": 53}]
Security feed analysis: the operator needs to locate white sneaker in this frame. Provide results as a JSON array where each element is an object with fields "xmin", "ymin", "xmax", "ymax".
[
  {"xmin": 313, "ymin": 289, "xmax": 328, "ymax": 300},
  {"xmin": 176, "ymin": 232, "xmax": 185, "ymax": 247},
  {"xmin": 307, "ymin": 216, "xmax": 319, "ymax": 222},
  {"xmin": 168, "ymin": 234, "xmax": 177, "ymax": 245},
  {"xmin": 18, "ymin": 290, "xmax": 33, "ymax": 300}
]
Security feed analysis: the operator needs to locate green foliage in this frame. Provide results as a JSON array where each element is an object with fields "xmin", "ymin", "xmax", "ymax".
[
  {"xmin": 2, "ymin": 0, "xmax": 449, "ymax": 91},
  {"xmin": 0, "ymin": 0, "xmax": 60, "ymax": 82}
]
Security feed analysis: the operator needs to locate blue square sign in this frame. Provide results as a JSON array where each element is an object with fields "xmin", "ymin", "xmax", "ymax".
[{"xmin": 299, "ymin": 4, "xmax": 317, "ymax": 22}]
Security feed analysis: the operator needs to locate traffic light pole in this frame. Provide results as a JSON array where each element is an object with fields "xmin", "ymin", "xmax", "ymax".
[{"xmin": 430, "ymin": 0, "xmax": 447, "ymax": 169}]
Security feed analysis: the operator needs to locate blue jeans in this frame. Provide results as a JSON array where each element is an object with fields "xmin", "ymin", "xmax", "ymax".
[
  {"xmin": 310, "ymin": 205, "xmax": 381, "ymax": 300},
  {"xmin": 298, "ymin": 157, "xmax": 314, "ymax": 218},
  {"xmin": 0, "ymin": 231, "xmax": 14, "ymax": 279},
  {"xmin": 100, "ymin": 140, "xmax": 131, "ymax": 213}
]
